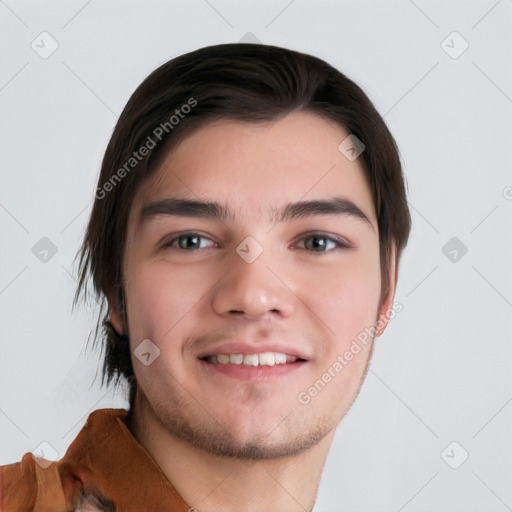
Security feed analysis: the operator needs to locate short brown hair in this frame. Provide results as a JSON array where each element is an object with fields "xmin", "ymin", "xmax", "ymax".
[{"xmin": 75, "ymin": 43, "xmax": 412, "ymax": 409}]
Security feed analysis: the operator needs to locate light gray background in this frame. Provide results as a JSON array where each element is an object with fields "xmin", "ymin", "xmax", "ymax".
[{"xmin": 1, "ymin": 1, "xmax": 511, "ymax": 510}]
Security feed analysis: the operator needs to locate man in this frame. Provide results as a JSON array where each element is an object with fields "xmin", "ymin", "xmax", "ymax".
[{"xmin": 0, "ymin": 42, "xmax": 411, "ymax": 511}]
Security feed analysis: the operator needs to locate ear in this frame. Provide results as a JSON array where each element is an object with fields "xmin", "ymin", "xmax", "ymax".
[
  {"xmin": 106, "ymin": 292, "xmax": 126, "ymax": 337},
  {"xmin": 375, "ymin": 240, "xmax": 399, "ymax": 338}
]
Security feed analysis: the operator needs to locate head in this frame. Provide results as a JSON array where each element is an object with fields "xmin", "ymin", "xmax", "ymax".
[{"xmin": 75, "ymin": 43, "xmax": 411, "ymax": 459}]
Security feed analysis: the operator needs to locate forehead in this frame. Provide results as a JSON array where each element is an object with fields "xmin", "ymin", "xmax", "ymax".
[{"xmin": 132, "ymin": 111, "xmax": 376, "ymax": 226}]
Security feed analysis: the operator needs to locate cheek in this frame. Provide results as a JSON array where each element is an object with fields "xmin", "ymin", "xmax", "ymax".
[
  {"xmin": 299, "ymin": 248, "xmax": 382, "ymax": 343},
  {"xmin": 125, "ymin": 261, "xmax": 214, "ymax": 341},
  {"xmin": 300, "ymin": 262, "xmax": 379, "ymax": 414}
]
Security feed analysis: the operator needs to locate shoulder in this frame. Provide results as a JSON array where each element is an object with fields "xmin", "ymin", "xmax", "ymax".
[
  {"xmin": 0, "ymin": 409, "xmax": 128, "ymax": 511},
  {"xmin": 1, "ymin": 453, "xmax": 115, "ymax": 512},
  {"xmin": 0, "ymin": 452, "xmax": 70, "ymax": 511}
]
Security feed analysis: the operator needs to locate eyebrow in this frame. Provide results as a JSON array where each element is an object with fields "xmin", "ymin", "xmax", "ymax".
[{"xmin": 139, "ymin": 197, "xmax": 374, "ymax": 229}]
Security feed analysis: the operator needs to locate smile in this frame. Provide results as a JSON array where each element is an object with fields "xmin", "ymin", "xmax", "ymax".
[
  {"xmin": 199, "ymin": 352, "xmax": 307, "ymax": 382},
  {"xmin": 202, "ymin": 352, "xmax": 300, "ymax": 366}
]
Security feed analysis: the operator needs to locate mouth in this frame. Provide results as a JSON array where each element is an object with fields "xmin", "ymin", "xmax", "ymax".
[{"xmin": 198, "ymin": 352, "xmax": 308, "ymax": 382}]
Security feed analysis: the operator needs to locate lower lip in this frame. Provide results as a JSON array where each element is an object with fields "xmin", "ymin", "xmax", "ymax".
[{"xmin": 199, "ymin": 359, "xmax": 306, "ymax": 382}]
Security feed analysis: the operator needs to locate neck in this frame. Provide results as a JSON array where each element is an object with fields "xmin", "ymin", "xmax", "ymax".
[{"xmin": 127, "ymin": 391, "xmax": 335, "ymax": 512}]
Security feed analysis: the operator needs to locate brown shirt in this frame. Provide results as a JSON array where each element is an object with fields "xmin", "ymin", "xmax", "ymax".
[{"xmin": 0, "ymin": 408, "xmax": 191, "ymax": 511}]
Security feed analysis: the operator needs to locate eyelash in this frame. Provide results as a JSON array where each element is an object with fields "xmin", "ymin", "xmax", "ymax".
[{"xmin": 161, "ymin": 232, "xmax": 352, "ymax": 254}]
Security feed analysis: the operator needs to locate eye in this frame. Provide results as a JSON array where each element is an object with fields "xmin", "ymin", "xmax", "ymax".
[
  {"xmin": 297, "ymin": 233, "xmax": 350, "ymax": 253},
  {"xmin": 162, "ymin": 233, "xmax": 215, "ymax": 251}
]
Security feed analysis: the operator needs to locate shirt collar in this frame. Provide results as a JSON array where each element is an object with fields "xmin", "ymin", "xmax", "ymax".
[{"xmin": 59, "ymin": 408, "xmax": 191, "ymax": 511}]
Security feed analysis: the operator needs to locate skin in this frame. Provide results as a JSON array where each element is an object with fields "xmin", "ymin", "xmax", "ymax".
[{"xmin": 109, "ymin": 111, "xmax": 397, "ymax": 512}]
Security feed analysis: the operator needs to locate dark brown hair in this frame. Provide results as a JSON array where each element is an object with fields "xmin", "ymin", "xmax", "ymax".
[{"xmin": 74, "ymin": 43, "xmax": 412, "ymax": 409}]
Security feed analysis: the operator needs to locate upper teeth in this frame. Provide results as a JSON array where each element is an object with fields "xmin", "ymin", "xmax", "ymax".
[{"xmin": 205, "ymin": 352, "xmax": 297, "ymax": 366}]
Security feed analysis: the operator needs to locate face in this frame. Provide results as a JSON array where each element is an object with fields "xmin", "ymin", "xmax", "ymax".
[{"xmin": 111, "ymin": 111, "xmax": 396, "ymax": 459}]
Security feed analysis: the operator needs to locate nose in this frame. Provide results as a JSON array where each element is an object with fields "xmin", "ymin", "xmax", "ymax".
[{"xmin": 211, "ymin": 248, "xmax": 296, "ymax": 321}]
